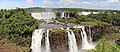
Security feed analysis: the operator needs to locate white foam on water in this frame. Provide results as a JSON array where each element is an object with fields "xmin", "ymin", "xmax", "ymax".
[
  {"xmin": 67, "ymin": 30, "xmax": 78, "ymax": 52},
  {"xmin": 81, "ymin": 26, "xmax": 95, "ymax": 50},
  {"xmin": 30, "ymin": 29, "xmax": 44, "ymax": 52},
  {"xmin": 45, "ymin": 29, "xmax": 51, "ymax": 52}
]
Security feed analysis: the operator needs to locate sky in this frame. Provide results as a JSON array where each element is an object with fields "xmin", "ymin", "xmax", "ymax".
[{"xmin": 0, "ymin": 0, "xmax": 120, "ymax": 10}]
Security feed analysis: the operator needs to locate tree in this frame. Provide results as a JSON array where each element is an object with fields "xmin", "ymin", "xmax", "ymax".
[{"xmin": 0, "ymin": 8, "xmax": 39, "ymax": 37}]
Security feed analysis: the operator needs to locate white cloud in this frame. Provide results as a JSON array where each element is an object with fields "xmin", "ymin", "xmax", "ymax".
[
  {"xmin": 55, "ymin": 0, "xmax": 120, "ymax": 10},
  {"xmin": 26, "ymin": 0, "xmax": 33, "ymax": 4},
  {"xmin": 57, "ymin": 0, "xmax": 120, "ymax": 7},
  {"xmin": 42, "ymin": 0, "xmax": 53, "ymax": 5},
  {"xmin": 58, "ymin": 0, "xmax": 79, "ymax": 5},
  {"xmin": 77, "ymin": 0, "xmax": 120, "ymax": 7},
  {"xmin": 81, "ymin": 1, "xmax": 97, "ymax": 5},
  {"xmin": 102, "ymin": 0, "xmax": 119, "ymax": 5}
]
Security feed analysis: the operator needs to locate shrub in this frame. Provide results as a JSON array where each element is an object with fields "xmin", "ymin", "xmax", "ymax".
[
  {"xmin": 115, "ymin": 37, "xmax": 120, "ymax": 46},
  {"xmin": 91, "ymin": 38, "xmax": 120, "ymax": 52}
]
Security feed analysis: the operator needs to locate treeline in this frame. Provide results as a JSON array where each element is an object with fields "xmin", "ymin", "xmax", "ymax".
[
  {"xmin": 87, "ymin": 13, "xmax": 120, "ymax": 26},
  {"xmin": 24, "ymin": 7, "xmax": 120, "ymax": 13},
  {"xmin": 0, "ymin": 8, "xmax": 39, "ymax": 51},
  {"xmin": 92, "ymin": 38, "xmax": 120, "ymax": 52},
  {"xmin": 56, "ymin": 10, "xmax": 120, "ymax": 26},
  {"xmin": 0, "ymin": 8, "xmax": 39, "ymax": 37}
]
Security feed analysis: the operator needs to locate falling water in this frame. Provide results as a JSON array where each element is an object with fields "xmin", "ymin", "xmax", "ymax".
[
  {"xmin": 31, "ymin": 12, "xmax": 56, "ymax": 20},
  {"xmin": 71, "ymin": 31, "xmax": 78, "ymax": 52},
  {"xmin": 45, "ymin": 29, "xmax": 51, "ymax": 52},
  {"xmin": 30, "ymin": 29, "xmax": 44, "ymax": 52},
  {"xmin": 81, "ymin": 26, "xmax": 95, "ymax": 50},
  {"xmin": 30, "ymin": 26, "xmax": 95, "ymax": 52},
  {"xmin": 89, "ymin": 26, "xmax": 92, "ymax": 44},
  {"xmin": 67, "ymin": 30, "xmax": 78, "ymax": 52}
]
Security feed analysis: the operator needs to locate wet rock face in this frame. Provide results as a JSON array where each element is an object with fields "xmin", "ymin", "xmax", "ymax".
[
  {"xmin": 85, "ymin": 26, "xmax": 92, "ymax": 42},
  {"xmin": 90, "ymin": 25, "xmax": 113, "ymax": 42},
  {"xmin": 48, "ymin": 28, "xmax": 83, "ymax": 52},
  {"xmin": 49, "ymin": 29, "xmax": 68, "ymax": 52},
  {"xmin": 73, "ymin": 28, "xmax": 82, "ymax": 49},
  {"xmin": 84, "ymin": 25, "xmax": 114, "ymax": 42},
  {"xmin": 41, "ymin": 33, "xmax": 45, "ymax": 50}
]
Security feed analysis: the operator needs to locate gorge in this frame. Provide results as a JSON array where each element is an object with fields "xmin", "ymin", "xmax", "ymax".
[
  {"xmin": 29, "ymin": 8, "xmax": 120, "ymax": 52},
  {"xmin": 30, "ymin": 26, "xmax": 95, "ymax": 52},
  {"xmin": 30, "ymin": 10, "xmax": 98, "ymax": 52}
]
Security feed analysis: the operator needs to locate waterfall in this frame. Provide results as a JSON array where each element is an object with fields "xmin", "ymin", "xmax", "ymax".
[
  {"xmin": 30, "ymin": 26, "xmax": 95, "ymax": 52},
  {"xmin": 67, "ymin": 30, "xmax": 78, "ymax": 52},
  {"xmin": 81, "ymin": 26, "xmax": 95, "ymax": 50},
  {"xmin": 61, "ymin": 12, "xmax": 64, "ymax": 18},
  {"xmin": 81, "ymin": 26, "xmax": 90, "ymax": 49},
  {"xmin": 45, "ymin": 29, "xmax": 51, "ymax": 52},
  {"xmin": 31, "ymin": 12, "xmax": 56, "ymax": 20},
  {"xmin": 30, "ymin": 29, "xmax": 44, "ymax": 52},
  {"xmin": 89, "ymin": 26, "xmax": 92, "ymax": 44}
]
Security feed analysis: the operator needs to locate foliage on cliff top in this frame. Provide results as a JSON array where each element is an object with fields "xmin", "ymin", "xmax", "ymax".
[
  {"xmin": 0, "ymin": 8, "xmax": 39, "ymax": 37},
  {"xmin": 91, "ymin": 38, "xmax": 120, "ymax": 52},
  {"xmin": 0, "ymin": 37, "xmax": 31, "ymax": 52},
  {"xmin": 0, "ymin": 8, "xmax": 39, "ymax": 52},
  {"xmin": 24, "ymin": 7, "xmax": 120, "ymax": 13},
  {"xmin": 50, "ymin": 29, "xmax": 67, "ymax": 34}
]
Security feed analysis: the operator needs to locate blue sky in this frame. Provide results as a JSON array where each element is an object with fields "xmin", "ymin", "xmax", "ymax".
[{"xmin": 0, "ymin": 0, "xmax": 120, "ymax": 10}]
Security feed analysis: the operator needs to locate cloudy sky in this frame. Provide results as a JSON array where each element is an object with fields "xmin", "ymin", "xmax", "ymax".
[{"xmin": 0, "ymin": 0, "xmax": 120, "ymax": 10}]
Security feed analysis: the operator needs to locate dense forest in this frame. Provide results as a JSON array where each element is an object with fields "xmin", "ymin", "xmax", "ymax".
[{"xmin": 0, "ymin": 8, "xmax": 39, "ymax": 52}]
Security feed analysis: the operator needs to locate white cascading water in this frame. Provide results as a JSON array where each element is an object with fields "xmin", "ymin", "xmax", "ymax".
[
  {"xmin": 31, "ymin": 12, "xmax": 56, "ymax": 20},
  {"xmin": 89, "ymin": 34, "xmax": 92, "ymax": 44},
  {"xmin": 81, "ymin": 26, "xmax": 95, "ymax": 50},
  {"xmin": 45, "ymin": 29, "xmax": 51, "ymax": 52},
  {"xmin": 67, "ymin": 30, "xmax": 78, "ymax": 52},
  {"xmin": 71, "ymin": 31, "xmax": 78, "ymax": 52},
  {"xmin": 89, "ymin": 26, "xmax": 92, "ymax": 44},
  {"xmin": 30, "ymin": 29, "xmax": 44, "ymax": 52}
]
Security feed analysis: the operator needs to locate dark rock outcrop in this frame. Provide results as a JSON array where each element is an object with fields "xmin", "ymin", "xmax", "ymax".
[
  {"xmin": 49, "ymin": 29, "xmax": 68, "ymax": 52},
  {"xmin": 72, "ymin": 28, "xmax": 82, "ymax": 49},
  {"xmin": 91, "ymin": 25, "xmax": 113, "ymax": 42}
]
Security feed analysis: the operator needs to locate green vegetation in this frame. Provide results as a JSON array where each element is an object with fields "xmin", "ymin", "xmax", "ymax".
[
  {"xmin": 115, "ymin": 37, "xmax": 120, "ymax": 46},
  {"xmin": 55, "ymin": 17, "xmax": 78, "ymax": 23},
  {"xmin": 91, "ymin": 38, "xmax": 120, "ymax": 52},
  {"xmin": 91, "ymin": 33, "xmax": 120, "ymax": 52},
  {"xmin": 80, "ymin": 22, "xmax": 97, "ymax": 25},
  {"xmin": 88, "ymin": 13, "xmax": 120, "ymax": 26},
  {"xmin": 24, "ymin": 7, "xmax": 120, "ymax": 14},
  {"xmin": 0, "ymin": 8, "xmax": 39, "ymax": 52},
  {"xmin": 24, "ymin": 7, "xmax": 45, "ymax": 13},
  {"xmin": 0, "ymin": 37, "xmax": 31, "ymax": 52}
]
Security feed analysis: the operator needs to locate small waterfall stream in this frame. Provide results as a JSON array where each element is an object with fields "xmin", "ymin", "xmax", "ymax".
[
  {"xmin": 89, "ymin": 26, "xmax": 92, "ymax": 44},
  {"xmin": 30, "ymin": 29, "xmax": 44, "ymax": 52},
  {"xmin": 45, "ymin": 29, "xmax": 51, "ymax": 52},
  {"xmin": 67, "ymin": 30, "xmax": 78, "ymax": 52},
  {"xmin": 81, "ymin": 26, "xmax": 95, "ymax": 50}
]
